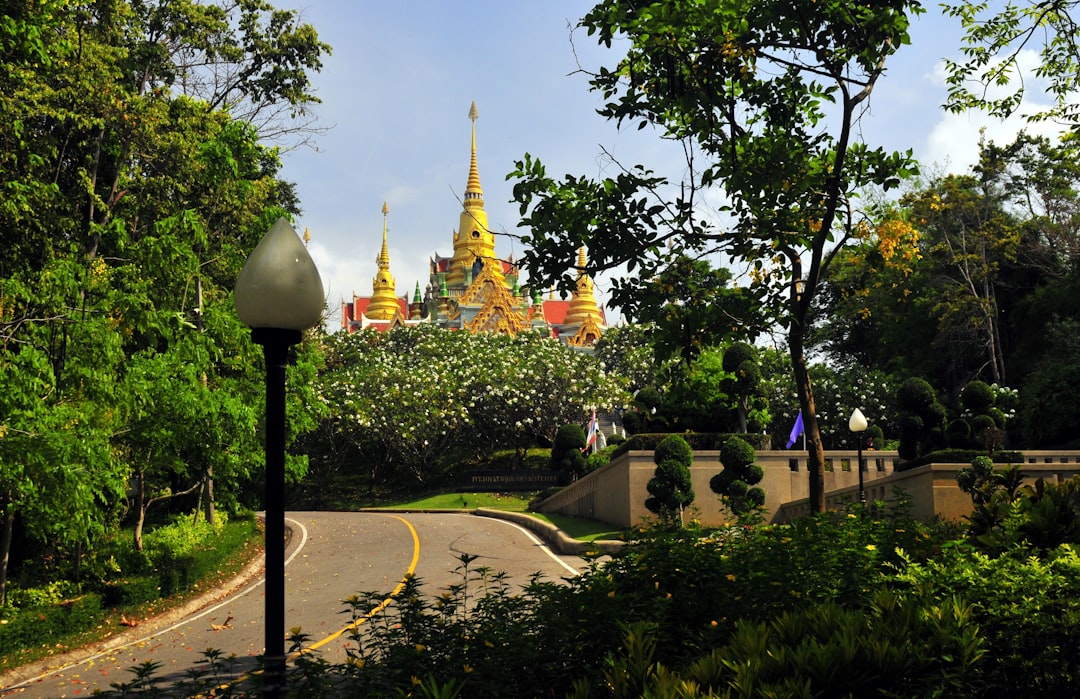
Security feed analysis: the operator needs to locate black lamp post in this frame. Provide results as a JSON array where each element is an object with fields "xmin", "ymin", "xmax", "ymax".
[
  {"xmin": 848, "ymin": 408, "xmax": 868, "ymax": 506},
  {"xmin": 234, "ymin": 217, "xmax": 324, "ymax": 699}
]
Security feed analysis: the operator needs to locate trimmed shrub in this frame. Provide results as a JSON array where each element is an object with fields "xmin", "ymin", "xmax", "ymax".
[
  {"xmin": 897, "ymin": 377, "xmax": 937, "ymax": 412},
  {"xmin": 960, "ymin": 380, "xmax": 995, "ymax": 414},
  {"xmin": 711, "ymin": 435, "xmax": 766, "ymax": 519},
  {"xmin": 655, "ymin": 433, "xmax": 694, "ymax": 465},
  {"xmin": 645, "ymin": 435, "xmax": 695, "ymax": 526},
  {"xmin": 550, "ymin": 424, "xmax": 587, "ymax": 480},
  {"xmin": 721, "ymin": 342, "xmax": 757, "ymax": 372}
]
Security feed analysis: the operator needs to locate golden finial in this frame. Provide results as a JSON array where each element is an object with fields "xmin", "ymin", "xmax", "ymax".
[
  {"xmin": 377, "ymin": 203, "xmax": 391, "ymax": 268},
  {"xmin": 303, "ymin": 227, "xmax": 311, "ymax": 246}
]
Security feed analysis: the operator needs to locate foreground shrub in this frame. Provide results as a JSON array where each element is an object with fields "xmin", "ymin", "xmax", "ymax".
[
  {"xmin": 567, "ymin": 591, "xmax": 984, "ymax": 699},
  {"xmin": 890, "ymin": 543, "xmax": 1080, "ymax": 697},
  {"xmin": 92, "ymin": 508, "xmax": 1080, "ymax": 698}
]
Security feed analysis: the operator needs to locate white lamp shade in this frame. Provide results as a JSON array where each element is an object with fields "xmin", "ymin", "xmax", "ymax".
[
  {"xmin": 848, "ymin": 407, "xmax": 868, "ymax": 433},
  {"xmin": 234, "ymin": 217, "xmax": 325, "ymax": 330}
]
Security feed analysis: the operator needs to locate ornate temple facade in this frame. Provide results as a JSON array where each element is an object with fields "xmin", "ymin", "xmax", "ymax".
[{"xmin": 340, "ymin": 102, "xmax": 606, "ymax": 348}]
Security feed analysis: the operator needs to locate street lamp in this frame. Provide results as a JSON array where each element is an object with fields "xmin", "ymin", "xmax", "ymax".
[
  {"xmin": 848, "ymin": 408, "xmax": 868, "ymax": 506},
  {"xmin": 234, "ymin": 217, "xmax": 324, "ymax": 698}
]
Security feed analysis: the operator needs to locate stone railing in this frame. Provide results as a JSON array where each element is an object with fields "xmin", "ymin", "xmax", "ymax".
[{"xmin": 536, "ymin": 449, "xmax": 1080, "ymax": 529}]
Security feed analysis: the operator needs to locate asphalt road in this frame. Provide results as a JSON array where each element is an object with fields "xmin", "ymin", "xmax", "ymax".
[{"xmin": 1, "ymin": 511, "xmax": 584, "ymax": 697}]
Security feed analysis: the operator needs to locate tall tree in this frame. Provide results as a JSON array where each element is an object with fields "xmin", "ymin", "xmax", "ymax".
[
  {"xmin": 0, "ymin": 0, "xmax": 328, "ymax": 581},
  {"xmin": 511, "ymin": 0, "xmax": 921, "ymax": 511},
  {"xmin": 902, "ymin": 171, "xmax": 1019, "ymax": 387}
]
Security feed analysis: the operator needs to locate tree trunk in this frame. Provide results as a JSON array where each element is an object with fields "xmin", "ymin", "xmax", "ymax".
[
  {"xmin": 196, "ymin": 277, "xmax": 216, "ymax": 527},
  {"xmin": 134, "ymin": 470, "xmax": 146, "ymax": 552},
  {"xmin": 0, "ymin": 497, "xmax": 14, "ymax": 607},
  {"xmin": 202, "ymin": 467, "xmax": 216, "ymax": 526},
  {"xmin": 791, "ymin": 346, "xmax": 826, "ymax": 513}
]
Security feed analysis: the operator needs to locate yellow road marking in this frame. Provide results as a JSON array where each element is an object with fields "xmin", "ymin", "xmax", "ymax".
[
  {"xmin": 300, "ymin": 514, "xmax": 421, "ymax": 653},
  {"xmin": 220, "ymin": 513, "xmax": 421, "ymax": 691}
]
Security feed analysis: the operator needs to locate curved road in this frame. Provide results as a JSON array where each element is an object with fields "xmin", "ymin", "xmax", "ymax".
[{"xmin": 1, "ymin": 511, "xmax": 583, "ymax": 697}]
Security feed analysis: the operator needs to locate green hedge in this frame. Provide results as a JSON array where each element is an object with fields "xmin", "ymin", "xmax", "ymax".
[
  {"xmin": 103, "ymin": 575, "xmax": 162, "ymax": 607},
  {"xmin": 0, "ymin": 593, "xmax": 104, "ymax": 652},
  {"xmin": 896, "ymin": 449, "xmax": 1025, "ymax": 472},
  {"xmin": 611, "ymin": 432, "xmax": 772, "ymax": 458}
]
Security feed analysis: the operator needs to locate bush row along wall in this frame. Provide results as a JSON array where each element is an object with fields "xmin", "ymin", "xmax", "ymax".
[
  {"xmin": 536, "ymin": 449, "xmax": 899, "ymax": 528},
  {"xmin": 538, "ymin": 449, "xmax": 1080, "ymax": 528}
]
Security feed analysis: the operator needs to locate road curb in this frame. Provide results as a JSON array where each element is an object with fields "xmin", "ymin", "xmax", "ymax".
[{"xmin": 471, "ymin": 508, "xmax": 624, "ymax": 555}]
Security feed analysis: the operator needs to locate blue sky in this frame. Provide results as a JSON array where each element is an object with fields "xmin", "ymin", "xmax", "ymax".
[{"xmin": 279, "ymin": 2, "xmax": 1061, "ymax": 330}]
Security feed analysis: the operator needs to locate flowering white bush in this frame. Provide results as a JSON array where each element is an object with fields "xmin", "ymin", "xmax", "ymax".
[{"xmin": 318, "ymin": 326, "xmax": 628, "ymax": 482}]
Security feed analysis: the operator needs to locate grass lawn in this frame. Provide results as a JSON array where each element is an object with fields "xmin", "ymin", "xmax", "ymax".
[
  {"xmin": 374, "ymin": 491, "xmax": 533, "ymax": 511},
  {"xmin": 374, "ymin": 491, "xmax": 625, "ymax": 541}
]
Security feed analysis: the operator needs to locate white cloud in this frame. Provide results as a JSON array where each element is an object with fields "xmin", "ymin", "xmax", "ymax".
[{"xmin": 922, "ymin": 49, "xmax": 1065, "ymax": 172}]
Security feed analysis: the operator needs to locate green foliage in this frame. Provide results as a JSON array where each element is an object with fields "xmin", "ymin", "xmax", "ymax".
[
  {"xmin": 551, "ymin": 424, "xmax": 588, "ymax": 480},
  {"xmin": 0, "ymin": 0, "xmax": 328, "ymax": 601},
  {"xmin": 586, "ymin": 444, "xmax": 620, "ymax": 473},
  {"xmin": 0, "ymin": 515, "xmax": 259, "ymax": 665},
  {"xmin": 710, "ymin": 436, "xmax": 766, "ymax": 520},
  {"xmin": 965, "ymin": 475, "xmax": 1080, "ymax": 556},
  {"xmin": 653, "ymin": 433, "xmax": 694, "ymax": 466},
  {"xmin": 510, "ymin": 0, "xmax": 924, "ymax": 513},
  {"xmin": 1020, "ymin": 318, "xmax": 1080, "ymax": 447},
  {"xmin": 581, "ymin": 592, "xmax": 983, "ymax": 699},
  {"xmin": 892, "ymin": 543, "xmax": 1080, "ymax": 697},
  {"xmin": 0, "ymin": 593, "xmax": 105, "ymax": 658},
  {"xmin": 89, "ymin": 502, "xmax": 1080, "ymax": 698},
  {"xmin": 555, "ymin": 424, "xmax": 588, "ymax": 451},
  {"xmin": 593, "ymin": 324, "xmax": 665, "ymax": 393},
  {"xmin": 943, "ymin": 0, "xmax": 1080, "ymax": 125},
  {"xmin": 961, "ymin": 380, "xmax": 995, "ymax": 413},
  {"xmin": 896, "ymin": 377, "xmax": 947, "ymax": 461},
  {"xmin": 644, "ymin": 435, "xmax": 694, "ymax": 526},
  {"xmin": 627, "ymin": 255, "xmax": 764, "ymax": 365},
  {"xmin": 663, "ymin": 347, "xmax": 734, "ymax": 433}
]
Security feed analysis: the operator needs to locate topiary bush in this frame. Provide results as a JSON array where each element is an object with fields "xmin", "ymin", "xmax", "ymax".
[
  {"xmin": 710, "ymin": 435, "xmax": 765, "ymax": 520},
  {"xmin": 960, "ymin": 380, "xmax": 995, "ymax": 414},
  {"xmin": 645, "ymin": 435, "xmax": 695, "ymax": 526},
  {"xmin": 896, "ymin": 378, "xmax": 946, "ymax": 462},
  {"xmin": 550, "ymin": 423, "xmax": 587, "ymax": 481}
]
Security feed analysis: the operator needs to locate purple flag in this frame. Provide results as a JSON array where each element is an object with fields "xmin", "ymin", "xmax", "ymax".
[{"xmin": 786, "ymin": 411, "xmax": 804, "ymax": 449}]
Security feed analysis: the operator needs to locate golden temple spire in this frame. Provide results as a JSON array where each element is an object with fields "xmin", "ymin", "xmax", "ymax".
[
  {"xmin": 563, "ymin": 247, "xmax": 605, "ymax": 328},
  {"xmin": 377, "ymin": 201, "xmax": 391, "ymax": 268},
  {"xmin": 367, "ymin": 201, "xmax": 400, "ymax": 321},
  {"xmin": 447, "ymin": 101, "xmax": 498, "ymax": 287},
  {"xmin": 302, "ymin": 227, "xmax": 311, "ymax": 247},
  {"xmin": 465, "ymin": 101, "xmax": 483, "ymax": 207}
]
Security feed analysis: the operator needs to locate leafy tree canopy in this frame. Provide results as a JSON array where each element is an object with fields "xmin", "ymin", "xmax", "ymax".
[{"xmin": 510, "ymin": 0, "xmax": 923, "ymax": 511}]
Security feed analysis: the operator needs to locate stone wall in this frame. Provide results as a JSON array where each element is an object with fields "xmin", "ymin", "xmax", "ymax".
[{"xmin": 535, "ymin": 449, "xmax": 1080, "ymax": 528}]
